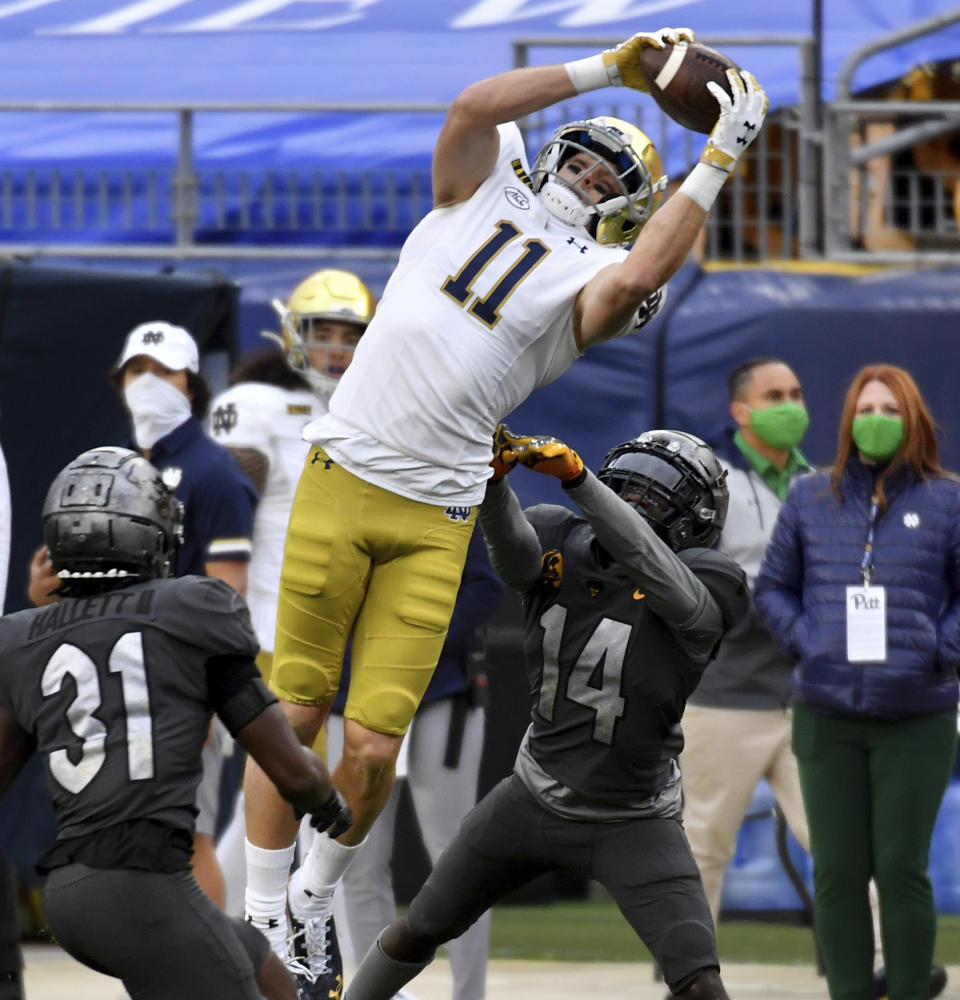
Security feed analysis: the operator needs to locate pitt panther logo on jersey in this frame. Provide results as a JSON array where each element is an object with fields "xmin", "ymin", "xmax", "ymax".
[
  {"xmin": 540, "ymin": 549, "xmax": 563, "ymax": 588},
  {"xmin": 141, "ymin": 330, "xmax": 164, "ymax": 345},
  {"xmin": 444, "ymin": 506, "xmax": 471, "ymax": 523},
  {"xmin": 211, "ymin": 402, "xmax": 238, "ymax": 435}
]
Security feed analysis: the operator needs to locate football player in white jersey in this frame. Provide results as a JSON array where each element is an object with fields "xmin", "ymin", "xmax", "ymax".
[
  {"xmin": 243, "ymin": 25, "xmax": 769, "ymax": 1000},
  {"xmin": 210, "ymin": 269, "xmax": 375, "ymax": 669}
]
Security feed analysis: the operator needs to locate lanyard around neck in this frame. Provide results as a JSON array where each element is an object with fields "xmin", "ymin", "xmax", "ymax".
[{"xmin": 859, "ymin": 494, "xmax": 881, "ymax": 586}]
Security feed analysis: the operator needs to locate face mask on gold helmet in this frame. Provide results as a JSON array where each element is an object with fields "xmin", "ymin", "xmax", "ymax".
[
  {"xmin": 531, "ymin": 116, "xmax": 667, "ymax": 246},
  {"xmin": 266, "ymin": 269, "xmax": 376, "ymax": 397}
]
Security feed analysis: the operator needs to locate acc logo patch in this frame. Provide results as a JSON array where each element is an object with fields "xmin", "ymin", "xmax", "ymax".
[
  {"xmin": 540, "ymin": 549, "xmax": 563, "ymax": 588},
  {"xmin": 504, "ymin": 186, "xmax": 531, "ymax": 210},
  {"xmin": 903, "ymin": 512, "xmax": 920, "ymax": 528},
  {"xmin": 444, "ymin": 506, "xmax": 472, "ymax": 523}
]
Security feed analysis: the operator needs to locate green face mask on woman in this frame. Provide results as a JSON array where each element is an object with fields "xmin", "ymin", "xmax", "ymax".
[
  {"xmin": 748, "ymin": 401, "xmax": 810, "ymax": 451},
  {"xmin": 851, "ymin": 414, "xmax": 904, "ymax": 462}
]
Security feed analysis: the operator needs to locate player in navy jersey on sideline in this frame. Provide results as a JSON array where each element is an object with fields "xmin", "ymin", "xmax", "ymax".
[
  {"xmin": 0, "ymin": 447, "xmax": 351, "ymax": 1000},
  {"xmin": 344, "ymin": 426, "xmax": 747, "ymax": 1000}
]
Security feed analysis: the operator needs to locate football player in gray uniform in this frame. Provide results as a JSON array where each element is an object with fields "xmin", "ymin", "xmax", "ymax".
[
  {"xmin": 344, "ymin": 427, "xmax": 747, "ymax": 1000},
  {"xmin": 0, "ymin": 447, "xmax": 352, "ymax": 1000}
]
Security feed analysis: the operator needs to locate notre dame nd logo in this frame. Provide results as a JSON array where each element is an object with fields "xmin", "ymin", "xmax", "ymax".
[
  {"xmin": 211, "ymin": 402, "xmax": 238, "ymax": 435},
  {"xmin": 444, "ymin": 506, "xmax": 471, "ymax": 523},
  {"xmin": 141, "ymin": 330, "xmax": 164, "ymax": 345}
]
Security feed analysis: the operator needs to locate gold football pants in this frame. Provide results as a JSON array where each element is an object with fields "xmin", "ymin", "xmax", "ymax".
[{"xmin": 272, "ymin": 448, "xmax": 475, "ymax": 736}]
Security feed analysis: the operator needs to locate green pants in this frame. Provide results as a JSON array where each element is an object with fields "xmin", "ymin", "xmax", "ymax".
[{"xmin": 792, "ymin": 701, "xmax": 957, "ymax": 1000}]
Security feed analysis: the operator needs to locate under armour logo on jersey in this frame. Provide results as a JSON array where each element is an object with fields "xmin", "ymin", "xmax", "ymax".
[
  {"xmin": 211, "ymin": 402, "xmax": 238, "ymax": 435},
  {"xmin": 903, "ymin": 512, "xmax": 920, "ymax": 528},
  {"xmin": 141, "ymin": 330, "xmax": 164, "ymax": 345},
  {"xmin": 444, "ymin": 506, "xmax": 471, "ymax": 522},
  {"xmin": 567, "ymin": 236, "xmax": 589, "ymax": 254},
  {"xmin": 586, "ymin": 579, "xmax": 603, "ymax": 598}
]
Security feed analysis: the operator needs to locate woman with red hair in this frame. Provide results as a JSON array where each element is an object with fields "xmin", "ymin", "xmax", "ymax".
[{"xmin": 756, "ymin": 363, "xmax": 958, "ymax": 1000}]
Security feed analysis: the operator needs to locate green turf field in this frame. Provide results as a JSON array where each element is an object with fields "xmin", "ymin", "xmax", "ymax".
[{"xmin": 486, "ymin": 900, "xmax": 960, "ymax": 965}]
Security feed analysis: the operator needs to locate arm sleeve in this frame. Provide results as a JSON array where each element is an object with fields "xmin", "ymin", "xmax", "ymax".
[
  {"xmin": 563, "ymin": 469, "xmax": 725, "ymax": 656},
  {"xmin": 205, "ymin": 655, "xmax": 279, "ymax": 735},
  {"xmin": 192, "ymin": 449, "xmax": 257, "ymax": 563},
  {"xmin": 477, "ymin": 478, "xmax": 543, "ymax": 592},
  {"xmin": 754, "ymin": 489, "xmax": 807, "ymax": 655},
  {"xmin": 209, "ymin": 385, "xmax": 273, "ymax": 452},
  {"xmin": 935, "ymin": 485, "xmax": 960, "ymax": 670}
]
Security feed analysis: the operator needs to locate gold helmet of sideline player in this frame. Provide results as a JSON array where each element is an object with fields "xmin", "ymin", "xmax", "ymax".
[
  {"xmin": 531, "ymin": 116, "xmax": 667, "ymax": 247},
  {"xmin": 269, "ymin": 268, "xmax": 376, "ymax": 397}
]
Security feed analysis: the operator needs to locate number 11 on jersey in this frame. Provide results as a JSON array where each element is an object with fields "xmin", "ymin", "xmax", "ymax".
[{"xmin": 443, "ymin": 220, "xmax": 550, "ymax": 329}]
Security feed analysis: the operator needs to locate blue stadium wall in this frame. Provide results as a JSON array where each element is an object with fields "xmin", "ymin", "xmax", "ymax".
[{"xmin": 2, "ymin": 256, "xmax": 960, "ymax": 915}]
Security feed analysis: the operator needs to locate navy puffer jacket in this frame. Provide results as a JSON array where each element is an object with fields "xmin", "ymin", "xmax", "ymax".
[{"xmin": 755, "ymin": 459, "xmax": 960, "ymax": 719}]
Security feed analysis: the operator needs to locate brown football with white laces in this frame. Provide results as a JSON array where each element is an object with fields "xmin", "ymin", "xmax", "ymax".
[{"xmin": 639, "ymin": 42, "xmax": 740, "ymax": 134}]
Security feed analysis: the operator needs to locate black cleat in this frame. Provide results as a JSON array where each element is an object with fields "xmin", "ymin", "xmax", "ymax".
[
  {"xmin": 287, "ymin": 906, "xmax": 343, "ymax": 1000},
  {"xmin": 872, "ymin": 963, "xmax": 947, "ymax": 1000}
]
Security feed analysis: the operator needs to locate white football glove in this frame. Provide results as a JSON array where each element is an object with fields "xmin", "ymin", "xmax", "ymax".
[
  {"xmin": 700, "ymin": 69, "xmax": 769, "ymax": 173},
  {"xmin": 603, "ymin": 27, "xmax": 697, "ymax": 92}
]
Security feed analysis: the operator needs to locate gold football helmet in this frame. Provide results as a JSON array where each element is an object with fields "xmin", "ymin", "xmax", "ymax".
[
  {"xmin": 269, "ymin": 268, "xmax": 376, "ymax": 397},
  {"xmin": 531, "ymin": 117, "xmax": 667, "ymax": 246}
]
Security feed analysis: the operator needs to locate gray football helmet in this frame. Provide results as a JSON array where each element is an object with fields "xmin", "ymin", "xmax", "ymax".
[
  {"xmin": 43, "ymin": 447, "xmax": 184, "ymax": 584},
  {"xmin": 597, "ymin": 429, "xmax": 728, "ymax": 550}
]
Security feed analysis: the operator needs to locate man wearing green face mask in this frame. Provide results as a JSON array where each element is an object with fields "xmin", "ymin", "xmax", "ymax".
[{"xmin": 681, "ymin": 357, "xmax": 815, "ymax": 930}]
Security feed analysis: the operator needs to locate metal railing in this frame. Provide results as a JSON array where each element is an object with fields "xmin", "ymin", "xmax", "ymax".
[
  {"xmin": 512, "ymin": 35, "xmax": 820, "ymax": 259},
  {"xmin": 823, "ymin": 7, "xmax": 960, "ymax": 263},
  {"xmin": 0, "ymin": 22, "xmax": 957, "ymax": 264}
]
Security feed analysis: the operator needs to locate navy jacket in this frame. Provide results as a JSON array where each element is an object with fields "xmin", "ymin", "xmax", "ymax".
[{"xmin": 755, "ymin": 459, "xmax": 960, "ymax": 719}]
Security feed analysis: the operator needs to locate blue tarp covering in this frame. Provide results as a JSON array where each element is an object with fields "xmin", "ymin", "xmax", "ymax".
[
  {"xmin": 1, "ymin": 1, "xmax": 959, "ymax": 241},
  {"xmin": 2, "ymin": 1, "xmax": 960, "ymax": 105}
]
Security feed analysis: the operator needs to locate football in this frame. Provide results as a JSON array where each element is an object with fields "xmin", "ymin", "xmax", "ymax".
[{"xmin": 639, "ymin": 42, "xmax": 741, "ymax": 134}]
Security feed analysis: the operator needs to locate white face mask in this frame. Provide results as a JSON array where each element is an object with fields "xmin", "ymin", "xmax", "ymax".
[
  {"xmin": 538, "ymin": 180, "xmax": 595, "ymax": 234},
  {"xmin": 123, "ymin": 371, "xmax": 192, "ymax": 450}
]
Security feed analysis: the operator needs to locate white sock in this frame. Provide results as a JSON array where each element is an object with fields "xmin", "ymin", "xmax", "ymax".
[
  {"xmin": 288, "ymin": 832, "xmax": 364, "ymax": 917},
  {"xmin": 215, "ymin": 790, "xmax": 247, "ymax": 919},
  {"xmin": 244, "ymin": 840, "xmax": 296, "ymax": 958}
]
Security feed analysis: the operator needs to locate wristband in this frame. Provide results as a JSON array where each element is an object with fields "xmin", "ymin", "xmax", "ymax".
[
  {"xmin": 564, "ymin": 52, "xmax": 619, "ymax": 94},
  {"xmin": 561, "ymin": 467, "xmax": 589, "ymax": 489},
  {"xmin": 678, "ymin": 162, "xmax": 727, "ymax": 212}
]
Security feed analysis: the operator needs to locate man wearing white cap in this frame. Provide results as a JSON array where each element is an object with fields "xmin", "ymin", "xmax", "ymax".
[{"xmin": 30, "ymin": 319, "xmax": 258, "ymax": 907}]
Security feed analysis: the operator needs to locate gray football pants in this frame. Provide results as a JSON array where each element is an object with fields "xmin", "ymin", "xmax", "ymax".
[
  {"xmin": 44, "ymin": 863, "xmax": 269, "ymax": 999},
  {"xmin": 327, "ymin": 697, "xmax": 489, "ymax": 1000}
]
